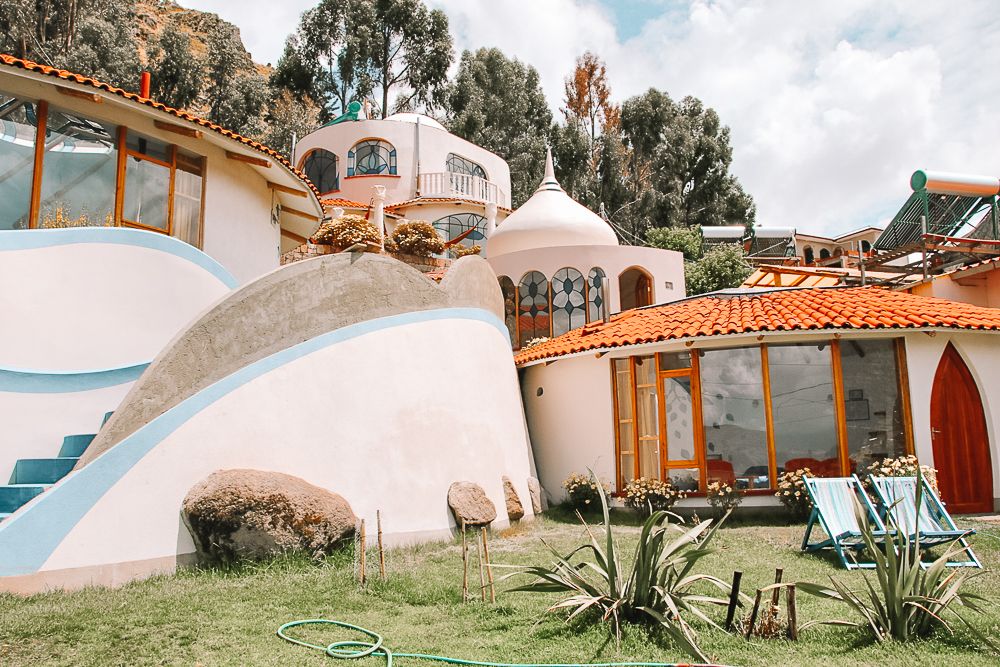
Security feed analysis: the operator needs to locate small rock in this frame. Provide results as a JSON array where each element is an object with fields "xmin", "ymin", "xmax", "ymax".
[
  {"xmin": 527, "ymin": 477, "xmax": 543, "ymax": 514},
  {"xmin": 502, "ymin": 476, "xmax": 524, "ymax": 521},
  {"xmin": 182, "ymin": 469, "xmax": 356, "ymax": 563},
  {"xmin": 447, "ymin": 481, "xmax": 496, "ymax": 527}
]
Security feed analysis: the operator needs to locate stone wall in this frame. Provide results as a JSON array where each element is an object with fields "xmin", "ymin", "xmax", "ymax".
[{"xmin": 280, "ymin": 244, "xmax": 452, "ymax": 275}]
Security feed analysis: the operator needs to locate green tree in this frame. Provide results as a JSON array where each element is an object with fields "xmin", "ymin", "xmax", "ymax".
[
  {"xmin": 205, "ymin": 23, "xmax": 266, "ymax": 136},
  {"xmin": 263, "ymin": 90, "xmax": 322, "ymax": 158},
  {"xmin": 550, "ymin": 119, "xmax": 595, "ymax": 206},
  {"xmin": 646, "ymin": 225, "xmax": 702, "ymax": 262},
  {"xmin": 684, "ymin": 244, "xmax": 752, "ymax": 296},
  {"xmin": 148, "ymin": 21, "xmax": 203, "ymax": 109},
  {"xmin": 446, "ymin": 48, "xmax": 552, "ymax": 207}
]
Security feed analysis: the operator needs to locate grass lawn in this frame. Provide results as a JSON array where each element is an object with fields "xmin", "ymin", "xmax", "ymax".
[{"xmin": 2, "ymin": 511, "xmax": 998, "ymax": 666}]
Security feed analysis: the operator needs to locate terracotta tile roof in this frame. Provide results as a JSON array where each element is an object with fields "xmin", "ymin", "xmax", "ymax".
[
  {"xmin": 0, "ymin": 53, "xmax": 319, "ymax": 198},
  {"xmin": 321, "ymin": 197, "xmax": 370, "ymax": 210},
  {"xmin": 386, "ymin": 197, "xmax": 512, "ymax": 214},
  {"xmin": 514, "ymin": 286, "xmax": 1000, "ymax": 366}
]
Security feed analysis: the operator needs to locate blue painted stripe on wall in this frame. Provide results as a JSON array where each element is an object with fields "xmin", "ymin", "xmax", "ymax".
[
  {"xmin": 0, "ymin": 363, "xmax": 149, "ymax": 394},
  {"xmin": 0, "ymin": 307, "xmax": 507, "ymax": 576},
  {"xmin": 0, "ymin": 228, "xmax": 239, "ymax": 289}
]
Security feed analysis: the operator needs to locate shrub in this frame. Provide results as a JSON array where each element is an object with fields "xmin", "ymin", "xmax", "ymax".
[
  {"xmin": 312, "ymin": 214, "xmax": 381, "ymax": 250},
  {"xmin": 504, "ymin": 475, "xmax": 733, "ymax": 663},
  {"xmin": 622, "ymin": 477, "xmax": 686, "ymax": 516},
  {"xmin": 450, "ymin": 244, "xmax": 481, "ymax": 259},
  {"xmin": 706, "ymin": 480, "xmax": 743, "ymax": 517},
  {"xmin": 562, "ymin": 473, "xmax": 606, "ymax": 511},
  {"xmin": 389, "ymin": 220, "xmax": 445, "ymax": 257},
  {"xmin": 862, "ymin": 454, "xmax": 938, "ymax": 492},
  {"xmin": 775, "ymin": 468, "xmax": 813, "ymax": 520},
  {"xmin": 522, "ymin": 336, "xmax": 549, "ymax": 349}
]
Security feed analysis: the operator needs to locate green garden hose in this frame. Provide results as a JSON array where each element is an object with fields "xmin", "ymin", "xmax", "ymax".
[{"xmin": 276, "ymin": 619, "xmax": 726, "ymax": 667}]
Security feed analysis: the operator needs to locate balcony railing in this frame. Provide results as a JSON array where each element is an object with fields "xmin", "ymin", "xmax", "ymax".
[{"xmin": 418, "ymin": 172, "xmax": 508, "ymax": 208}]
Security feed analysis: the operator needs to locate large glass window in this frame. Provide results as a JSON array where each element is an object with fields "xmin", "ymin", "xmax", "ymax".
[
  {"xmin": 301, "ymin": 149, "xmax": 339, "ymax": 193},
  {"xmin": 498, "ymin": 275, "xmax": 516, "ymax": 346},
  {"xmin": 172, "ymin": 151, "xmax": 204, "ymax": 246},
  {"xmin": 433, "ymin": 212, "xmax": 487, "ymax": 249},
  {"xmin": 348, "ymin": 139, "xmax": 396, "ymax": 176},
  {"xmin": 587, "ymin": 267, "xmax": 606, "ymax": 322},
  {"xmin": 0, "ymin": 95, "xmax": 39, "ymax": 229},
  {"xmin": 768, "ymin": 344, "xmax": 839, "ymax": 477},
  {"xmin": 839, "ymin": 339, "xmax": 908, "ymax": 473},
  {"xmin": 446, "ymin": 153, "xmax": 486, "ymax": 179},
  {"xmin": 699, "ymin": 347, "xmax": 770, "ymax": 489},
  {"xmin": 634, "ymin": 356, "xmax": 660, "ymax": 479},
  {"xmin": 614, "ymin": 359, "xmax": 636, "ymax": 486},
  {"xmin": 38, "ymin": 109, "xmax": 117, "ymax": 228},
  {"xmin": 517, "ymin": 270, "xmax": 550, "ymax": 347},
  {"xmin": 551, "ymin": 267, "xmax": 586, "ymax": 336},
  {"xmin": 123, "ymin": 132, "xmax": 171, "ymax": 230}
]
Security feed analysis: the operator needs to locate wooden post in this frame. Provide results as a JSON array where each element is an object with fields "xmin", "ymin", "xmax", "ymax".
[
  {"xmin": 476, "ymin": 528, "xmax": 486, "ymax": 602},
  {"xmin": 786, "ymin": 585, "xmax": 798, "ymax": 641},
  {"xmin": 481, "ymin": 527, "xmax": 496, "ymax": 604},
  {"xmin": 724, "ymin": 571, "xmax": 743, "ymax": 631},
  {"xmin": 461, "ymin": 520, "xmax": 469, "ymax": 603},
  {"xmin": 359, "ymin": 519, "xmax": 367, "ymax": 585},
  {"xmin": 745, "ymin": 589, "xmax": 763, "ymax": 640},
  {"xmin": 770, "ymin": 568, "xmax": 783, "ymax": 609},
  {"xmin": 377, "ymin": 510, "xmax": 386, "ymax": 581}
]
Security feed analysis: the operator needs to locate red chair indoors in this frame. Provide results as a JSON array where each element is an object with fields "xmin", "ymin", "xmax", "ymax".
[{"xmin": 707, "ymin": 459, "xmax": 736, "ymax": 485}]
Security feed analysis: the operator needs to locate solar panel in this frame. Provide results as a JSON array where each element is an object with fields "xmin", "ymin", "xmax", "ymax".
[{"xmin": 874, "ymin": 190, "xmax": 991, "ymax": 250}]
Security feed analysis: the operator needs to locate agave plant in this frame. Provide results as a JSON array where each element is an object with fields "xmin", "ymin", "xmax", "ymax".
[
  {"xmin": 798, "ymin": 476, "xmax": 996, "ymax": 650},
  {"xmin": 500, "ymin": 476, "xmax": 734, "ymax": 662}
]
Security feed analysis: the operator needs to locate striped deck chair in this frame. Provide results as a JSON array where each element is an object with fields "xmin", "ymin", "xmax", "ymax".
[
  {"xmin": 870, "ymin": 476, "xmax": 981, "ymax": 568},
  {"xmin": 801, "ymin": 475, "xmax": 889, "ymax": 569}
]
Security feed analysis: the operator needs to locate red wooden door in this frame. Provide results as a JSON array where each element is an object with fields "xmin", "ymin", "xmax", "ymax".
[{"xmin": 930, "ymin": 344, "xmax": 994, "ymax": 513}]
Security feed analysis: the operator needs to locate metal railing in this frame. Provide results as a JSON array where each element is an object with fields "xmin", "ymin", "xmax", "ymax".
[{"xmin": 418, "ymin": 172, "xmax": 508, "ymax": 207}]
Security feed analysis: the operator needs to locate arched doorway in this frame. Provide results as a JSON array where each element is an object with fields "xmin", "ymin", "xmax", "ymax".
[
  {"xmin": 930, "ymin": 343, "xmax": 993, "ymax": 513},
  {"xmin": 619, "ymin": 267, "xmax": 653, "ymax": 311}
]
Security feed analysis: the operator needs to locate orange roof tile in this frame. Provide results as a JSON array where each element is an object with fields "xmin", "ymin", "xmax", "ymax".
[
  {"xmin": 321, "ymin": 197, "xmax": 370, "ymax": 210},
  {"xmin": 514, "ymin": 286, "xmax": 1000, "ymax": 366},
  {"xmin": 386, "ymin": 197, "xmax": 512, "ymax": 214},
  {"xmin": 0, "ymin": 53, "xmax": 318, "ymax": 198}
]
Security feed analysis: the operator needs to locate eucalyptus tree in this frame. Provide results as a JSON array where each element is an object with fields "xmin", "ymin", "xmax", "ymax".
[{"xmin": 148, "ymin": 21, "xmax": 203, "ymax": 110}]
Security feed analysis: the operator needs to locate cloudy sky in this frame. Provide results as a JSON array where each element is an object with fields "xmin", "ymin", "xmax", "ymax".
[{"xmin": 182, "ymin": 0, "xmax": 999, "ymax": 237}]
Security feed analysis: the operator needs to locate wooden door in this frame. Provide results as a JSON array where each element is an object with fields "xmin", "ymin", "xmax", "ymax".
[{"xmin": 930, "ymin": 343, "xmax": 994, "ymax": 513}]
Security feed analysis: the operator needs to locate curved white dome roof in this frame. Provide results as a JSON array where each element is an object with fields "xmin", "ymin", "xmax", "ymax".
[
  {"xmin": 487, "ymin": 149, "xmax": 619, "ymax": 257},
  {"xmin": 384, "ymin": 112, "xmax": 446, "ymax": 131}
]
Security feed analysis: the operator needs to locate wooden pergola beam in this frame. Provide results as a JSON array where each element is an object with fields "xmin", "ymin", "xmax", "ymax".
[
  {"xmin": 226, "ymin": 151, "xmax": 271, "ymax": 168},
  {"xmin": 154, "ymin": 120, "xmax": 203, "ymax": 139}
]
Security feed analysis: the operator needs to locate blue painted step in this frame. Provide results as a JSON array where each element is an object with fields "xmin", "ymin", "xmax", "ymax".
[
  {"xmin": 0, "ymin": 485, "xmax": 47, "ymax": 513},
  {"xmin": 9, "ymin": 457, "xmax": 78, "ymax": 484},
  {"xmin": 0, "ymin": 513, "xmax": 11, "ymax": 521},
  {"xmin": 102, "ymin": 411, "xmax": 114, "ymax": 426},
  {"xmin": 59, "ymin": 433, "xmax": 96, "ymax": 458}
]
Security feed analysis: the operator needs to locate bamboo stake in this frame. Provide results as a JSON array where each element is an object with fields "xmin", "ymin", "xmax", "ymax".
[
  {"xmin": 770, "ymin": 568, "xmax": 783, "ymax": 608},
  {"xmin": 359, "ymin": 519, "xmax": 367, "ymax": 585},
  {"xmin": 476, "ymin": 528, "xmax": 486, "ymax": 602},
  {"xmin": 377, "ymin": 510, "xmax": 386, "ymax": 581},
  {"xmin": 481, "ymin": 527, "xmax": 496, "ymax": 604},
  {"xmin": 724, "ymin": 571, "xmax": 743, "ymax": 631},
  {"xmin": 745, "ymin": 589, "xmax": 763, "ymax": 640},
  {"xmin": 461, "ymin": 520, "xmax": 469, "ymax": 603},
  {"xmin": 786, "ymin": 585, "xmax": 798, "ymax": 641}
]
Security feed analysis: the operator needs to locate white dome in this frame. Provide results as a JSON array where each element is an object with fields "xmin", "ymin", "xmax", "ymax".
[
  {"xmin": 487, "ymin": 149, "xmax": 619, "ymax": 257},
  {"xmin": 384, "ymin": 112, "xmax": 447, "ymax": 131}
]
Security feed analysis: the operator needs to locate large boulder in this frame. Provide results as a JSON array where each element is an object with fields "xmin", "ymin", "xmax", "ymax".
[
  {"xmin": 447, "ymin": 481, "xmax": 496, "ymax": 528},
  {"xmin": 502, "ymin": 476, "xmax": 524, "ymax": 521},
  {"xmin": 527, "ymin": 477, "xmax": 543, "ymax": 514},
  {"xmin": 182, "ymin": 469, "xmax": 356, "ymax": 562}
]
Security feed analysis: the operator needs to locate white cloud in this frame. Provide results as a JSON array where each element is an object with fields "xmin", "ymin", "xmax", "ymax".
[{"xmin": 180, "ymin": 0, "xmax": 1000, "ymax": 236}]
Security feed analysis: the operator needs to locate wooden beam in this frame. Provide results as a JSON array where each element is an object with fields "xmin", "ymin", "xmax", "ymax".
[
  {"xmin": 267, "ymin": 181, "xmax": 308, "ymax": 197},
  {"xmin": 154, "ymin": 120, "xmax": 202, "ymax": 139},
  {"xmin": 56, "ymin": 85, "xmax": 101, "ymax": 103},
  {"xmin": 225, "ymin": 150, "xmax": 270, "ymax": 168},
  {"xmin": 282, "ymin": 205, "xmax": 320, "ymax": 222},
  {"xmin": 280, "ymin": 228, "xmax": 308, "ymax": 245}
]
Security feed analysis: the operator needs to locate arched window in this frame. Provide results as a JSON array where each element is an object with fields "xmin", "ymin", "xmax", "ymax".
[
  {"xmin": 819, "ymin": 248, "xmax": 831, "ymax": 260},
  {"xmin": 803, "ymin": 246, "xmax": 815, "ymax": 264},
  {"xmin": 347, "ymin": 139, "xmax": 396, "ymax": 176},
  {"xmin": 300, "ymin": 149, "xmax": 339, "ymax": 193},
  {"xmin": 551, "ymin": 267, "xmax": 586, "ymax": 336},
  {"xmin": 833, "ymin": 246, "xmax": 843, "ymax": 258},
  {"xmin": 498, "ymin": 275, "xmax": 516, "ymax": 346},
  {"xmin": 587, "ymin": 267, "xmax": 606, "ymax": 322},
  {"xmin": 432, "ymin": 212, "xmax": 487, "ymax": 249},
  {"xmin": 517, "ymin": 270, "xmax": 549, "ymax": 348},
  {"xmin": 446, "ymin": 153, "xmax": 487, "ymax": 180},
  {"xmin": 619, "ymin": 266, "xmax": 653, "ymax": 311},
  {"xmin": 860, "ymin": 240, "xmax": 872, "ymax": 254}
]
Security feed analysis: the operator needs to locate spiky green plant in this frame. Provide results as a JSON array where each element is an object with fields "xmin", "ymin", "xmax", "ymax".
[
  {"xmin": 798, "ymin": 473, "xmax": 996, "ymax": 650},
  {"xmin": 500, "ymin": 477, "xmax": 733, "ymax": 662}
]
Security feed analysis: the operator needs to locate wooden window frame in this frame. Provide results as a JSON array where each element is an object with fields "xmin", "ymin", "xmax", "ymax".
[{"xmin": 656, "ymin": 352, "xmax": 706, "ymax": 489}]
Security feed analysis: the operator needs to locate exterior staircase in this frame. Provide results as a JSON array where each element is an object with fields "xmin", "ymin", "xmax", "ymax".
[{"xmin": 0, "ymin": 411, "xmax": 112, "ymax": 522}]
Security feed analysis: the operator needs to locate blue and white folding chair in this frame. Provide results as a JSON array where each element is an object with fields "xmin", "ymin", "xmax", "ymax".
[
  {"xmin": 870, "ymin": 475, "xmax": 981, "ymax": 568},
  {"xmin": 801, "ymin": 475, "xmax": 889, "ymax": 569}
]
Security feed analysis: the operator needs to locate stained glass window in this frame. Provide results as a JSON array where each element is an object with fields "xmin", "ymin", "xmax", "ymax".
[
  {"xmin": 551, "ymin": 267, "xmax": 585, "ymax": 336},
  {"xmin": 587, "ymin": 267, "xmax": 606, "ymax": 322},
  {"xmin": 446, "ymin": 153, "xmax": 486, "ymax": 179},
  {"xmin": 498, "ymin": 276, "xmax": 516, "ymax": 346},
  {"xmin": 432, "ymin": 213, "xmax": 487, "ymax": 249},
  {"xmin": 301, "ymin": 149, "xmax": 339, "ymax": 193},
  {"xmin": 517, "ymin": 270, "xmax": 549, "ymax": 347},
  {"xmin": 348, "ymin": 140, "xmax": 396, "ymax": 176}
]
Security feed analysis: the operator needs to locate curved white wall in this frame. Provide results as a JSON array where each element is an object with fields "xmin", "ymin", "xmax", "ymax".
[
  {"xmin": 0, "ymin": 228, "xmax": 236, "ymax": 475},
  {"xmin": 0, "ymin": 309, "xmax": 535, "ymax": 592}
]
